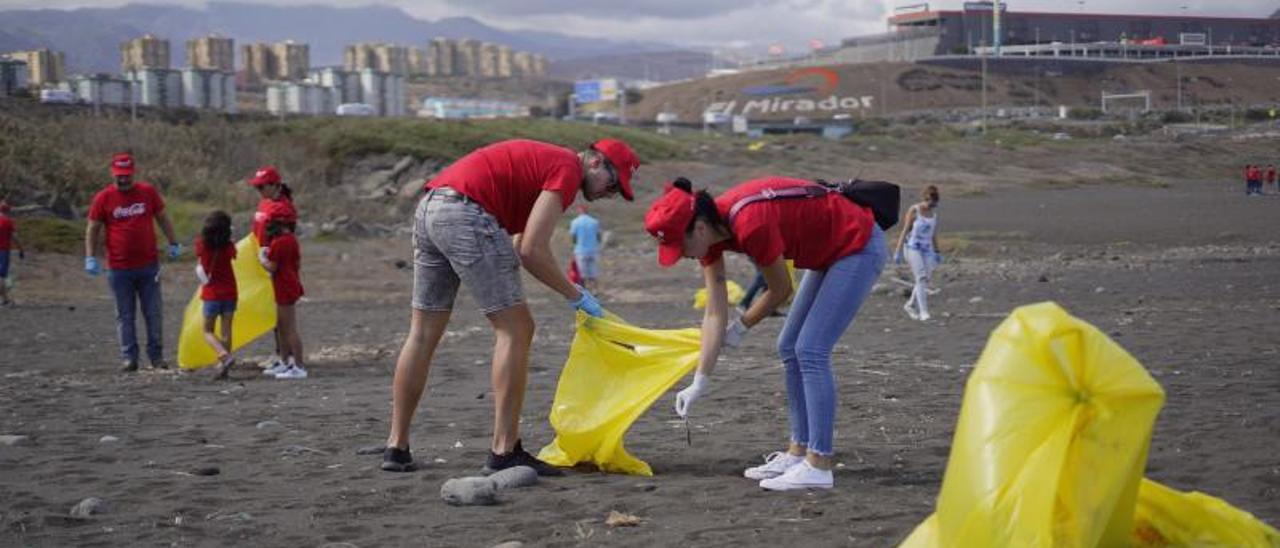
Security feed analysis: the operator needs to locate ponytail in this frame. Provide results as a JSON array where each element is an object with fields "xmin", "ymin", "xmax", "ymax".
[
  {"xmin": 279, "ymin": 183, "xmax": 293, "ymax": 201},
  {"xmin": 672, "ymin": 177, "xmax": 725, "ymax": 234}
]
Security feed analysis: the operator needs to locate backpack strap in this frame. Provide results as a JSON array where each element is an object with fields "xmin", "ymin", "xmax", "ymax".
[{"xmin": 727, "ymin": 184, "xmax": 829, "ymax": 226}]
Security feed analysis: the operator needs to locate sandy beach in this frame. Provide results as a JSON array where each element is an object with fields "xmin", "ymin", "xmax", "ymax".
[{"xmin": 2, "ymin": 177, "xmax": 1278, "ymax": 547}]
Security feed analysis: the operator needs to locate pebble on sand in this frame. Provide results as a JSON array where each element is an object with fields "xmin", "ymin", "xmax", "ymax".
[
  {"xmin": 0, "ymin": 434, "xmax": 30, "ymax": 446},
  {"xmin": 255, "ymin": 420, "xmax": 282, "ymax": 430},
  {"xmin": 99, "ymin": 435, "xmax": 119, "ymax": 444},
  {"xmin": 440, "ymin": 477, "xmax": 498, "ymax": 506},
  {"xmin": 605, "ymin": 510, "xmax": 642, "ymax": 527},
  {"xmin": 191, "ymin": 466, "xmax": 221, "ymax": 476},
  {"xmin": 69, "ymin": 497, "xmax": 106, "ymax": 517},
  {"xmin": 490, "ymin": 542, "xmax": 524, "ymax": 548}
]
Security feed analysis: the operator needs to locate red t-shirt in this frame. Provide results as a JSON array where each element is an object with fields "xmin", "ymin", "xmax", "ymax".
[
  {"xmin": 425, "ymin": 139, "xmax": 582, "ymax": 234},
  {"xmin": 267, "ymin": 233, "xmax": 304, "ymax": 305},
  {"xmin": 253, "ymin": 197, "xmax": 296, "ymax": 244},
  {"xmin": 0, "ymin": 216, "xmax": 14, "ymax": 251},
  {"xmin": 196, "ymin": 237, "xmax": 238, "ymax": 302},
  {"xmin": 700, "ymin": 177, "xmax": 874, "ymax": 271},
  {"xmin": 88, "ymin": 183, "xmax": 165, "ymax": 270},
  {"xmin": 1268, "ymin": 168, "xmax": 1276, "ymax": 183}
]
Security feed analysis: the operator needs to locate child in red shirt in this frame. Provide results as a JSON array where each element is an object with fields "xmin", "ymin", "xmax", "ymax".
[
  {"xmin": 0, "ymin": 201, "xmax": 26, "ymax": 307},
  {"xmin": 196, "ymin": 211, "xmax": 238, "ymax": 379},
  {"xmin": 259, "ymin": 216, "xmax": 306, "ymax": 379}
]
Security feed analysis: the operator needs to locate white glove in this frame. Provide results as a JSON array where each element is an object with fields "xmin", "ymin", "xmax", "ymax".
[
  {"xmin": 257, "ymin": 247, "xmax": 271, "ymax": 269},
  {"xmin": 195, "ymin": 264, "xmax": 210, "ymax": 285},
  {"xmin": 723, "ymin": 317, "xmax": 750, "ymax": 348},
  {"xmin": 675, "ymin": 372, "xmax": 709, "ymax": 418}
]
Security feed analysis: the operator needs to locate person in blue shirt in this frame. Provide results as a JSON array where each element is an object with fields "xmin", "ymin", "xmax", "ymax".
[{"xmin": 569, "ymin": 204, "xmax": 602, "ymax": 292}]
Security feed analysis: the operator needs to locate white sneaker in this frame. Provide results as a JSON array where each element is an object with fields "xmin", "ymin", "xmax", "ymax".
[
  {"xmin": 262, "ymin": 359, "xmax": 287, "ymax": 376},
  {"xmin": 759, "ymin": 460, "xmax": 833, "ymax": 491},
  {"xmin": 274, "ymin": 364, "xmax": 308, "ymax": 379},
  {"xmin": 903, "ymin": 302, "xmax": 920, "ymax": 320},
  {"xmin": 919, "ymin": 311, "xmax": 932, "ymax": 322},
  {"xmin": 743, "ymin": 452, "xmax": 805, "ymax": 480}
]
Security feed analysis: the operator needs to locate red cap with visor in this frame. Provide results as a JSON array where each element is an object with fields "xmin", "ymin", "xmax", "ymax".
[{"xmin": 643, "ymin": 183, "xmax": 696, "ymax": 267}]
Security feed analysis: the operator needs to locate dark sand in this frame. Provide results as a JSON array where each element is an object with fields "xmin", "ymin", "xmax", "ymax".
[{"xmin": 2, "ymin": 179, "xmax": 1277, "ymax": 546}]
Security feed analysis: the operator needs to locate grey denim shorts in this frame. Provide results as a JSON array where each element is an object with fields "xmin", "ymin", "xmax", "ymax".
[{"xmin": 411, "ymin": 191, "xmax": 524, "ymax": 314}]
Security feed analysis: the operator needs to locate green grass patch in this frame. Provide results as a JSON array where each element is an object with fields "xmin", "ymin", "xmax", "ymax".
[
  {"xmin": 19, "ymin": 217, "xmax": 84, "ymax": 254},
  {"xmin": 265, "ymin": 117, "xmax": 689, "ymax": 166}
]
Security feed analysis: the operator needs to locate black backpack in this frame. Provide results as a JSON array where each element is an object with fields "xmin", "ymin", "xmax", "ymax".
[
  {"xmin": 816, "ymin": 178, "xmax": 901, "ymax": 231},
  {"xmin": 727, "ymin": 179, "xmax": 902, "ymax": 231}
]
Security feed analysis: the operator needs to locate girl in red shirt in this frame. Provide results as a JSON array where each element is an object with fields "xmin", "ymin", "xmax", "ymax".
[
  {"xmin": 259, "ymin": 216, "xmax": 306, "ymax": 379},
  {"xmin": 196, "ymin": 211, "xmax": 238, "ymax": 379},
  {"xmin": 248, "ymin": 166, "xmax": 297, "ymax": 373},
  {"xmin": 645, "ymin": 177, "xmax": 887, "ymax": 492}
]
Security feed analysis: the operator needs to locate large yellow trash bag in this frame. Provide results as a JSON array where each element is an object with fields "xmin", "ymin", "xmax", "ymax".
[
  {"xmin": 537, "ymin": 312, "xmax": 702, "ymax": 476},
  {"xmin": 177, "ymin": 236, "xmax": 278, "ymax": 369},
  {"xmin": 1132, "ymin": 478, "xmax": 1280, "ymax": 547},
  {"xmin": 903, "ymin": 302, "xmax": 1166, "ymax": 547},
  {"xmin": 902, "ymin": 301, "xmax": 1280, "ymax": 547}
]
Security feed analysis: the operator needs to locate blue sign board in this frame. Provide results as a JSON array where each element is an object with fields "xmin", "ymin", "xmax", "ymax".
[{"xmin": 574, "ymin": 80, "xmax": 601, "ymax": 103}]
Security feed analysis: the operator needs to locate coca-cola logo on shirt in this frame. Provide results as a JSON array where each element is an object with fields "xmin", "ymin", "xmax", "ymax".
[{"xmin": 113, "ymin": 202, "xmax": 147, "ymax": 219}]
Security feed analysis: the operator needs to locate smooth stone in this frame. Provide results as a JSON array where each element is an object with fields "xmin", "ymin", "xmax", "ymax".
[
  {"xmin": 440, "ymin": 477, "xmax": 498, "ymax": 506},
  {"xmin": 488, "ymin": 466, "xmax": 538, "ymax": 490},
  {"xmin": 69, "ymin": 497, "xmax": 106, "ymax": 517}
]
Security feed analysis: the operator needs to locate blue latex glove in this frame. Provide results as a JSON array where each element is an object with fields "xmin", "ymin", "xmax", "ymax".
[
  {"xmin": 168, "ymin": 243, "xmax": 182, "ymax": 259},
  {"xmin": 934, "ymin": 252, "xmax": 944, "ymax": 264},
  {"xmin": 85, "ymin": 256, "xmax": 101, "ymax": 277},
  {"xmin": 569, "ymin": 286, "xmax": 604, "ymax": 318},
  {"xmin": 893, "ymin": 250, "xmax": 904, "ymax": 264}
]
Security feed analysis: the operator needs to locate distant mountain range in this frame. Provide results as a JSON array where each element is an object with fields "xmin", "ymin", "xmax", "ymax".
[{"xmin": 0, "ymin": 1, "xmax": 713, "ymax": 79}]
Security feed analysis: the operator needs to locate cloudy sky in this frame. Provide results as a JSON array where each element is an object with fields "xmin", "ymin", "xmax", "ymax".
[{"xmin": 1, "ymin": 0, "xmax": 1274, "ymax": 52}]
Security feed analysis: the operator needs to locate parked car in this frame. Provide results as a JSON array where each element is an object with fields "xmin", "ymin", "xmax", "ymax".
[
  {"xmin": 39, "ymin": 89, "xmax": 76, "ymax": 104},
  {"xmin": 336, "ymin": 103, "xmax": 376, "ymax": 117}
]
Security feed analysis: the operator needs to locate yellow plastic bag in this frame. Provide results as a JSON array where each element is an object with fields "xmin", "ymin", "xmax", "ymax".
[
  {"xmin": 904, "ymin": 301, "xmax": 1165, "ymax": 546},
  {"xmin": 177, "ymin": 236, "xmax": 278, "ymax": 369},
  {"xmin": 693, "ymin": 280, "xmax": 743, "ymax": 310},
  {"xmin": 537, "ymin": 312, "xmax": 701, "ymax": 476},
  {"xmin": 694, "ymin": 261, "xmax": 798, "ymax": 309},
  {"xmin": 1132, "ymin": 478, "xmax": 1280, "ymax": 547},
  {"xmin": 902, "ymin": 302, "xmax": 1279, "ymax": 546}
]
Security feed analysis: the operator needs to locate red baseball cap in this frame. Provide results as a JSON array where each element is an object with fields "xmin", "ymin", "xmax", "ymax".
[
  {"xmin": 643, "ymin": 183, "xmax": 696, "ymax": 267},
  {"xmin": 591, "ymin": 139, "xmax": 640, "ymax": 201},
  {"xmin": 110, "ymin": 153, "xmax": 135, "ymax": 176},
  {"xmin": 249, "ymin": 166, "xmax": 281, "ymax": 187},
  {"xmin": 265, "ymin": 200, "xmax": 297, "ymax": 224}
]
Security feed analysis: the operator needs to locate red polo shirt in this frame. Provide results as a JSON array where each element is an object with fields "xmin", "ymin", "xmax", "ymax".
[
  {"xmin": 425, "ymin": 139, "xmax": 582, "ymax": 234},
  {"xmin": 88, "ymin": 182, "xmax": 165, "ymax": 270},
  {"xmin": 701, "ymin": 177, "xmax": 874, "ymax": 270}
]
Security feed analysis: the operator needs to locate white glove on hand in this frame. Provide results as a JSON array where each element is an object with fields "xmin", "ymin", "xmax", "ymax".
[
  {"xmin": 195, "ymin": 264, "xmax": 210, "ymax": 285},
  {"xmin": 675, "ymin": 372, "xmax": 709, "ymax": 418},
  {"xmin": 257, "ymin": 247, "xmax": 271, "ymax": 269},
  {"xmin": 723, "ymin": 317, "xmax": 750, "ymax": 348}
]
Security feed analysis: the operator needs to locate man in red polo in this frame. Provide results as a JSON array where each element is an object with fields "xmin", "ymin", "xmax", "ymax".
[
  {"xmin": 85, "ymin": 153, "xmax": 181, "ymax": 372},
  {"xmin": 382, "ymin": 138, "xmax": 641, "ymax": 476}
]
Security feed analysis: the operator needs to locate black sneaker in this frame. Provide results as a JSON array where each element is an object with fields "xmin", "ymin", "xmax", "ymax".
[
  {"xmin": 213, "ymin": 358, "xmax": 234, "ymax": 380},
  {"xmin": 381, "ymin": 446, "xmax": 418, "ymax": 472},
  {"xmin": 482, "ymin": 440, "xmax": 564, "ymax": 477},
  {"xmin": 150, "ymin": 359, "xmax": 170, "ymax": 370},
  {"xmin": 119, "ymin": 360, "xmax": 139, "ymax": 373}
]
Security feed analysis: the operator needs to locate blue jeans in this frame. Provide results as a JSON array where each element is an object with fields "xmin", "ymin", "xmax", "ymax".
[
  {"xmin": 776, "ymin": 226, "xmax": 886, "ymax": 456},
  {"xmin": 739, "ymin": 271, "xmax": 767, "ymax": 308},
  {"xmin": 107, "ymin": 262, "xmax": 164, "ymax": 364}
]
